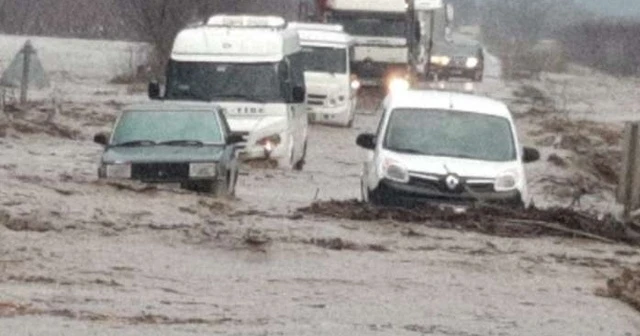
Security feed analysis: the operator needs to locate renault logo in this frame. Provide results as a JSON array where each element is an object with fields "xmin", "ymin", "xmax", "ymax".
[{"xmin": 445, "ymin": 175, "xmax": 460, "ymax": 190}]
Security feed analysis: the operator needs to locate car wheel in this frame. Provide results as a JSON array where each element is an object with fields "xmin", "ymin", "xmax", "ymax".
[{"xmin": 293, "ymin": 140, "xmax": 307, "ymax": 171}]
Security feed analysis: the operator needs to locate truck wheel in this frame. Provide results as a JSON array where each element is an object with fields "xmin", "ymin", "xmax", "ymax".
[{"xmin": 293, "ymin": 140, "xmax": 307, "ymax": 171}]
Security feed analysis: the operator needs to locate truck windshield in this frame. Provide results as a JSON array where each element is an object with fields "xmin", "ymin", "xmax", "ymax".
[
  {"xmin": 165, "ymin": 61, "xmax": 285, "ymax": 102},
  {"xmin": 383, "ymin": 108, "xmax": 516, "ymax": 162},
  {"xmin": 328, "ymin": 12, "xmax": 405, "ymax": 38},
  {"xmin": 300, "ymin": 46, "xmax": 347, "ymax": 74}
]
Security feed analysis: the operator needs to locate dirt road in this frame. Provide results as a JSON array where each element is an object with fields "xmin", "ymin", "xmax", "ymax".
[{"xmin": 1, "ymin": 38, "xmax": 640, "ymax": 335}]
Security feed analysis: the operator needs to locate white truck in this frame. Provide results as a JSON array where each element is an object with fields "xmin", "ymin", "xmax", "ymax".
[
  {"xmin": 148, "ymin": 15, "xmax": 309, "ymax": 170},
  {"xmin": 288, "ymin": 22, "xmax": 359, "ymax": 127},
  {"xmin": 312, "ymin": 0, "xmax": 450, "ymax": 89}
]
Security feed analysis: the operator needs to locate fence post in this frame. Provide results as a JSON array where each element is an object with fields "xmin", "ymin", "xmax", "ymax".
[{"xmin": 20, "ymin": 41, "xmax": 35, "ymax": 105}]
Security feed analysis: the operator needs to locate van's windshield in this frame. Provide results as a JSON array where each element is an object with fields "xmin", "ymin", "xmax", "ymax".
[
  {"xmin": 300, "ymin": 46, "xmax": 347, "ymax": 74},
  {"xmin": 165, "ymin": 60, "xmax": 285, "ymax": 102},
  {"xmin": 383, "ymin": 108, "xmax": 517, "ymax": 162}
]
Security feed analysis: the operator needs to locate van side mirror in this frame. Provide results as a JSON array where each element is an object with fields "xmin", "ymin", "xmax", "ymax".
[
  {"xmin": 94, "ymin": 132, "xmax": 110, "ymax": 146},
  {"xmin": 356, "ymin": 133, "xmax": 376, "ymax": 150},
  {"xmin": 523, "ymin": 147, "xmax": 540, "ymax": 163},
  {"xmin": 148, "ymin": 81, "xmax": 161, "ymax": 100},
  {"xmin": 227, "ymin": 132, "xmax": 245, "ymax": 145},
  {"xmin": 292, "ymin": 86, "xmax": 305, "ymax": 103}
]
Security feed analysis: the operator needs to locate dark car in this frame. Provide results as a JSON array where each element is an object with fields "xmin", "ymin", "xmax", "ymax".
[
  {"xmin": 93, "ymin": 102, "xmax": 244, "ymax": 196},
  {"xmin": 427, "ymin": 39, "xmax": 484, "ymax": 82}
]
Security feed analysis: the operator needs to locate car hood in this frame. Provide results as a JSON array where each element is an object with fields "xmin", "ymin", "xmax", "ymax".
[
  {"xmin": 432, "ymin": 41, "xmax": 480, "ymax": 57},
  {"xmin": 102, "ymin": 145, "xmax": 225, "ymax": 163},
  {"xmin": 384, "ymin": 151, "xmax": 519, "ymax": 178}
]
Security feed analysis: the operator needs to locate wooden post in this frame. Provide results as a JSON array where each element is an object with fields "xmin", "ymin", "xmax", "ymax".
[
  {"xmin": 19, "ymin": 41, "xmax": 34, "ymax": 105},
  {"xmin": 619, "ymin": 122, "xmax": 640, "ymax": 222}
]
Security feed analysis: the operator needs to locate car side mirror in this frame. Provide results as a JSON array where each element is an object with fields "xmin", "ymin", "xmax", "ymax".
[
  {"xmin": 94, "ymin": 132, "xmax": 110, "ymax": 146},
  {"xmin": 292, "ymin": 86, "xmax": 306, "ymax": 103},
  {"xmin": 148, "ymin": 81, "xmax": 161, "ymax": 100},
  {"xmin": 523, "ymin": 147, "xmax": 540, "ymax": 163},
  {"xmin": 356, "ymin": 133, "xmax": 376, "ymax": 150},
  {"xmin": 227, "ymin": 132, "xmax": 245, "ymax": 145}
]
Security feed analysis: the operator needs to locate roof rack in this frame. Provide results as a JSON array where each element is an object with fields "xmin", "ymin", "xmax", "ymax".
[
  {"xmin": 206, "ymin": 15, "xmax": 287, "ymax": 29},
  {"xmin": 287, "ymin": 22, "xmax": 344, "ymax": 32}
]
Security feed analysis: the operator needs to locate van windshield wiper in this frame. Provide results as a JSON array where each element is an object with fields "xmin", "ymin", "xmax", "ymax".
[
  {"xmin": 430, "ymin": 152, "xmax": 478, "ymax": 160},
  {"xmin": 158, "ymin": 140, "xmax": 206, "ymax": 146},
  {"xmin": 388, "ymin": 147, "xmax": 427, "ymax": 155},
  {"xmin": 212, "ymin": 94, "xmax": 266, "ymax": 103},
  {"xmin": 110, "ymin": 140, "xmax": 157, "ymax": 147}
]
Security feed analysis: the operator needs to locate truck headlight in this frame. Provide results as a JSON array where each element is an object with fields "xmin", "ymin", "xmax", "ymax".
[
  {"xmin": 466, "ymin": 57, "xmax": 479, "ymax": 68},
  {"xmin": 382, "ymin": 159, "xmax": 409, "ymax": 184},
  {"xmin": 388, "ymin": 78, "xmax": 410, "ymax": 93},
  {"xmin": 494, "ymin": 170, "xmax": 519, "ymax": 191},
  {"xmin": 430, "ymin": 55, "xmax": 451, "ymax": 66},
  {"xmin": 105, "ymin": 163, "xmax": 131, "ymax": 179},
  {"xmin": 189, "ymin": 162, "xmax": 217, "ymax": 177}
]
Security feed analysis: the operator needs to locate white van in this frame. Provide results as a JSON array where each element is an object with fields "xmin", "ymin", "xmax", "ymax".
[
  {"xmin": 149, "ymin": 15, "xmax": 309, "ymax": 170},
  {"xmin": 288, "ymin": 22, "xmax": 358, "ymax": 127}
]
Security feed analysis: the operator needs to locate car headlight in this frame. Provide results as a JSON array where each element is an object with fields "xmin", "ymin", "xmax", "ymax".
[
  {"xmin": 104, "ymin": 163, "xmax": 131, "ymax": 179},
  {"xmin": 382, "ymin": 158, "xmax": 409, "ymax": 184},
  {"xmin": 465, "ymin": 57, "xmax": 479, "ymax": 68},
  {"xmin": 494, "ymin": 170, "xmax": 519, "ymax": 192},
  {"xmin": 430, "ymin": 55, "xmax": 451, "ymax": 66},
  {"xmin": 189, "ymin": 162, "xmax": 217, "ymax": 178},
  {"xmin": 388, "ymin": 78, "xmax": 410, "ymax": 93},
  {"xmin": 256, "ymin": 134, "xmax": 281, "ymax": 153}
]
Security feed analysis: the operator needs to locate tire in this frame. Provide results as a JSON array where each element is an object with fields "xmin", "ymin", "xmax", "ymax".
[{"xmin": 293, "ymin": 140, "xmax": 307, "ymax": 171}]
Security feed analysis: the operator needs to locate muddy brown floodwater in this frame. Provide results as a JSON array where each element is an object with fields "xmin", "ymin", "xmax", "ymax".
[{"xmin": 1, "ymin": 52, "xmax": 640, "ymax": 335}]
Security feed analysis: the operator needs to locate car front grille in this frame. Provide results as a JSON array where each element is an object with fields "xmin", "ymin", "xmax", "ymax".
[
  {"xmin": 131, "ymin": 163, "xmax": 190, "ymax": 181},
  {"xmin": 452, "ymin": 56, "xmax": 468, "ymax": 66},
  {"xmin": 408, "ymin": 173, "xmax": 495, "ymax": 194}
]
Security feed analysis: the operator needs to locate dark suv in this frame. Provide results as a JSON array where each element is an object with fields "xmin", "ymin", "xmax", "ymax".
[{"xmin": 427, "ymin": 40, "xmax": 484, "ymax": 82}]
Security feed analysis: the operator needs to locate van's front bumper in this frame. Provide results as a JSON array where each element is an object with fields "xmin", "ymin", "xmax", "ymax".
[
  {"xmin": 307, "ymin": 105, "xmax": 351, "ymax": 126},
  {"xmin": 373, "ymin": 179, "xmax": 523, "ymax": 208}
]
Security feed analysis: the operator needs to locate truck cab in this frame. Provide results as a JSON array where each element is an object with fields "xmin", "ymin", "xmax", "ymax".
[
  {"xmin": 149, "ymin": 15, "xmax": 309, "ymax": 170},
  {"xmin": 288, "ymin": 22, "xmax": 359, "ymax": 127},
  {"xmin": 318, "ymin": 0, "xmax": 410, "ymax": 88}
]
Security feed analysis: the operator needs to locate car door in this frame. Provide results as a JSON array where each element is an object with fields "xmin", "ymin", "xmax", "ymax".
[
  {"xmin": 217, "ymin": 110, "xmax": 238, "ymax": 190},
  {"xmin": 364, "ymin": 104, "xmax": 387, "ymax": 189}
]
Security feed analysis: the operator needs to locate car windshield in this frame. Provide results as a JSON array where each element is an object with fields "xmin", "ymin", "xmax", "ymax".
[
  {"xmin": 165, "ymin": 61, "xmax": 284, "ymax": 102},
  {"xmin": 111, "ymin": 110, "xmax": 224, "ymax": 146},
  {"xmin": 383, "ymin": 108, "xmax": 516, "ymax": 162},
  {"xmin": 328, "ymin": 12, "xmax": 405, "ymax": 38},
  {"xmin": 300, "ymin": 46, "xmax": 347, "ymax": 74}
]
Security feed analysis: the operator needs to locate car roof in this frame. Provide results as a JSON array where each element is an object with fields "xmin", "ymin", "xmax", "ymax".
[
  {"xmin": 123, "ymin": 101, "xmax": 221, "ymax": 112},
  {"xmin": 384, "ymin": 90, "xmax": 512, "ymax": 119}
]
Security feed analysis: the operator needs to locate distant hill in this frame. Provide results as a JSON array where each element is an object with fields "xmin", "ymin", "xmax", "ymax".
[{"xmin": 576, "ymin": 0, "xmax": 640, "ymax": 18}]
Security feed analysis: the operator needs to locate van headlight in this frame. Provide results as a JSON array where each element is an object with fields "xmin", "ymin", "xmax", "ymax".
[
  {"xmin": 189, "ymin": 162, "xmax": 217, "ymax": 177},
  {"xmin": 104, "ymin": 163, "xmax": 131, "ymax": 179},
  {"xmin": 256, "ymin": 134, "xmax": 281, "ymax": 153},
  {"xmin": 494, "ymin": 170, "xmax": 519, "ymax": 191},
  {"xmin": 382, "ymin": 159, "xmax": 409, "ymax": 183},
  {"xmin": 466, "ymin": 57, "xmax": 479, "ymax": 68}
]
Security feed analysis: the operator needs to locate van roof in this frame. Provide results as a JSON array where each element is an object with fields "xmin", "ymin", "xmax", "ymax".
[
  {"xmin": 384, "ymin": 90, "xmax": 512, "ymax": 119},
  {"xmin": 171, "ymin": 15, "xmax": 300, "ymax": 63},
  {"xmin": 327, "ymin": 0, "xmax": 407, "ymax": 13},
  {"xmin": 288, "ymin": 22, "xmax": 353, "ymax": 47}
]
